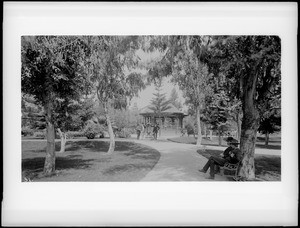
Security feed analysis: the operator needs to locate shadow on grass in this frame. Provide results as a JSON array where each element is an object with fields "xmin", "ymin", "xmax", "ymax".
[
  {"xmin": 22, "ymin": 140, "xmax": 161, "ymax": 181},
  {"xmin": 22, "ymin": 155, "xmax": 94, "ymax": 172},
  {"xmin": 23, "ymin": 141, "xmax": 138, "ymax": 154},
  {"xmin": 122, "ymin": 144, "xmax": 161, "ymax": 160},
  {"xmin": 23, "ymin": 142, "xmax": 63, "ymax": 153},
  {"xmin": 255, "ymin": 144, "xmax": 281, "ymax": 150},
  {"xmin": 64, "ymin": 141, "xmax": 136, "ymax": 153},
  {"xmin": 168, "ymin": 137, "xmax": 281, "ymax": 150},
  {"xmin": 257, "ymin": 136, "xmax": 281, "ymax": 143},
  {"xmin": 255, "ymin": 155, "xmax": 281, "ymax": 175},
  {"xmin": 196, "ymin": 149, "xmax": 281, "ymax": 176}
]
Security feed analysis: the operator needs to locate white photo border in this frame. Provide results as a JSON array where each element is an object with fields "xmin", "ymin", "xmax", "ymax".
[{"xmin": 3, "ymin": 2, "xmax": 298, "ymax": 226}]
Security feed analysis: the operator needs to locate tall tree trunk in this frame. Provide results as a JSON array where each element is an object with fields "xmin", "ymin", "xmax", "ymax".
[
  {"xmin": 43, "ymin": 100, "xmax": 56, "ymax": 175},
  {"xmin": 236, "ymin": 112, "xmax": 241, "ymax": 140},
  {"xmin": 104, "ymin": 101, "xmax": 115, "ymax": 154},
  {"xmin": 239, "ymin": 70, "xmax": 260, "ymax": 180},
  {"xmin": 196, "ymin": 105, "xmax": 202, "ymax": 146},
  {"xmin": 204, "ymin": 124, "xmax": 207, "ymax": 138},
  {"xmin": 218, "ymin": 128, "xmax": 222, "ymax": 146},
  {"xmin": 265, "ymin": 132, "xmax": 269, "ymax": 146},
  {"xmin": 57, "ymin": 128, "xmax": 67, "ymax": 153}
]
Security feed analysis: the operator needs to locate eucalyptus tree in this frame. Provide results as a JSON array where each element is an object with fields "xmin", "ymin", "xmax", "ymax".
[
  {"xmin": 172, "ymin": 48, "xmax": 213, "ymax": 146},
  {"xmin": 54, "ymin": 97, "xmax": 95, "ymax": 153},
  {"xmin": 169, "ymin": 88, "xmax": 183, "ymax": 110},
  {"xmin": 258, "ymin": 95, "xmax": 281, "ymax": 145},
  {"xmin": 144, "ymin": 36, "xmax": 214, "ymax": 146},
  {"xmin": 84, "ymin": 36, "xmax": 145, "ymax": 154},
  {"xmin": 208, "ymin": 36, "xmax": 281, "ymax": 180},
  {"xmin": 21, "ymin": 36, "xmax": 88, "ymax": 174},
  {"xmin": 203, "ymin": 90, "xmax": 231, "ymax": 145},
  {"xmin": 21, "ymin": 93, "xmax": 45, "ymax": 132},
  {"xmin": 146, "ymin": 35, "xmax": 281, "ymax": 180}
]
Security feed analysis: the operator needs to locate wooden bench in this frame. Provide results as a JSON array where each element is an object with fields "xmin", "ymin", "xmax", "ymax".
[{"xmin": 220, "ymin": 162, "xmax": 241, "ymax": 181}]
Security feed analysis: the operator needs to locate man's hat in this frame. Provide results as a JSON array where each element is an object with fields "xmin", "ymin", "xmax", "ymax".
[{"xmin": 225, "ymin": 136, "xmax": 239, "ymax": 144}]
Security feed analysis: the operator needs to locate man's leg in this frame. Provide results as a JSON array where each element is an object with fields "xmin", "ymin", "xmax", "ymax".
[
  {"xmin": 208, "ymin": 161, "xmax": 216, "ymax": 179},
  {"xmin": 210, "ymin": 156, "xmax": 227, "ymax": 166},
  {"xmin": 199, "ymin": 156, "xmax": 225, "ymax": 178},
  {"xmin": 199, "ymin": 156, "xmax": 214, "ymax": 173}
]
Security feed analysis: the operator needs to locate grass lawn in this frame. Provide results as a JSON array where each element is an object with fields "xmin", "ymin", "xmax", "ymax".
[
  {"xmin": 168, "ymin": 136, "xmax": 281, "ymax": 150},
  {"xmin": 197, "ymin": 149, "xmax": 281, "ymax": 181},
  {"xmin": 22, "ymin": 140, "xmax": 161, "ymax": 182}
]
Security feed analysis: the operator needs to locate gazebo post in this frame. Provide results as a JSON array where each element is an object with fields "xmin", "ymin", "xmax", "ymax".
[{"xmin": 179, "ymin": 116, "xmax": 183, "ymax": 129}]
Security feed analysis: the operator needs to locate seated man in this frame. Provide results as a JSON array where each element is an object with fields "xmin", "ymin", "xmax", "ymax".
[{"xmin": 199, "ymin": 137, "xmax": 242, "ymax": 179}]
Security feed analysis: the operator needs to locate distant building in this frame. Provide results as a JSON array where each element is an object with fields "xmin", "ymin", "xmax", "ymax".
[{"xmin": 139, "ymin": 104, "xmax": 187, "ymax": 137}]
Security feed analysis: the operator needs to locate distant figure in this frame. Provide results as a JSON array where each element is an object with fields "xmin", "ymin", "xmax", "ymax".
[
  {"xmin": 198, "ymin": 137, "xmax": 242, "ymax": 179},
  {"xmin": 152, "ymin": 123, "xmax": 160, "ymax": 140},
  {"xmin": 140, "ymin": 123, "xmax": 146, "ymax": 139},
  {"xmin": 145, "ymin": 122, "xmax": 151, "ymax": 137},
  {"xmin": 136, "ymin": 124, "xmax": 142, "ymax": 140}
]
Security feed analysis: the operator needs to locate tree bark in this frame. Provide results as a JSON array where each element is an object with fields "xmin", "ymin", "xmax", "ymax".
[
  {"xmin": 57, "ymin": 128, "xmax": 67, "ymax": 153},
  {"xmin": 265, "ymin": 132, "xmax": 269, "ymax": 146},
  {"xmin": 196, "ymin": 105, "xmax": 202, "ymax": 146},
  {"xmin": 209, "ymin": 130, "xmax": 213, "ymax": 140},
  {"xmin": 43, "ymin": 100, "xmax": 56, "ymax": 175},
  {"xmin": 239, "ymin": 70, "xmax": 260, "ymax": 180},
  {"xmin": 236, "ymin": 112, "xmax": 241, "ymax": 140},
  {"xmin": 204, "ymin": 124, "xmax": 207, "ymax": 138},
  {"xmin": 218, "ymin": 128, "xmax": 222, "ymax": 146},
  {"xmin": 104, "ymin": 101, "xmax": 115, "ymax": 154}
]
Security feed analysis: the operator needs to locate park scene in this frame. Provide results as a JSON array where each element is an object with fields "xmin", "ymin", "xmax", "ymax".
[{"xmin": 21, "ymin": 35, "xmax": 281, "ymax": 182}]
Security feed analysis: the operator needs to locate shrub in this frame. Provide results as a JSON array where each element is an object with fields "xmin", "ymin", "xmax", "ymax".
[
  {"xmin": 33, "ymin": 130, "xmax": 46, "ymax": 139},
  {"xmin": 67, "ymin": 131, "xmax": 85, "ymax": 139},
  {"xmin": 116, "ymin": 128, "xmax": 131, "ymax": 138},
  {"xmin": 33, "ymin": 130, "xmax": 60, "ymax": 139},
  {"xmin": 185, "ymin": 124, "xmax": 195, "ymax": 136},
  {"xmin": 83, "ymin": 121, "xmax": 105, "ymax": 139},
  {"xmin": 22, "ymin": 126, "xmax": 34, "ymax": 136}
]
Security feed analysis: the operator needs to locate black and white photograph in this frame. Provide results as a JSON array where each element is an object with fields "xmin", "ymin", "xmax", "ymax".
[
  {"xmin": 20, "ymin": 35, "xmax": 281, "ymax": 182},
  {"xmin": 3, "ymin": 2, "xmax": 298, "ymax": 226}
]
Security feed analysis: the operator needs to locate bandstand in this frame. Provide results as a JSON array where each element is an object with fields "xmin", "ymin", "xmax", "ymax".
[{"xmin": 139, "ymin": 104, "xmax": 187, "ymax": 137}]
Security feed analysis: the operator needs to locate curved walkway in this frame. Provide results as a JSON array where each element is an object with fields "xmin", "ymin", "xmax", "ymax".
[
  {"xmin": 130, "ymin": 139, "xmax": 229, "ymax": 181},
  {"xmin": 22, "ymin": 137, "xmax": 279, "ymax": 181}
]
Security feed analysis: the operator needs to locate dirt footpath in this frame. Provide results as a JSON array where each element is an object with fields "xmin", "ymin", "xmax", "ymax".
[{"xmin": 131, "ymin": 139, "xmax": 229, "ymax": 181}]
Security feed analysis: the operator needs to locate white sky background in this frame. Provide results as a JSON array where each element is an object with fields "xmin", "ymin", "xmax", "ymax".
[{"xmin": 129, "ymin": 48, "xmax": 187, "ymax": 111}]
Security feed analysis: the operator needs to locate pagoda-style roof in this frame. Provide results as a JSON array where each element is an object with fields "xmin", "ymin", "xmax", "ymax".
[{"xmin": 139, "ymin": 104, "xmax": 187, "ymax": 117}]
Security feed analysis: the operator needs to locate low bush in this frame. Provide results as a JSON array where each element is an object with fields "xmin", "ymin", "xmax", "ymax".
[
  {"xmin": 116, "ymin": 128, "xmax": 132, "ymax": 138},
  {"xmin": 83, "ymin": 121, "xmax": 105, "ymax": 139},
  {"xmin": 22, "ymin": 126, "xmax": 34, "ymax": 136},
  {"xmin": 33, "ymin": 130, "xmax": 60, "ymax": 139},
  {"xmin": 185, "ymin": 124, "xmax": 196, "ymax": 137},
  {"xmin": 33, "ymin": 130, "xmax": 46, "ymax": 139},
  {"xmin": 67, "ymin": 131, "xmax": 85, "ymax": 139}
]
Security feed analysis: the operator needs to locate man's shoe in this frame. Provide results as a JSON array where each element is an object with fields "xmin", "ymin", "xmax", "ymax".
[
  {"xmin": 198, "ymin": 169, "xmax": 206, "ymax": 173},
  {"xmin": 205, "ymin": 176, "xmax": 215, "ymax": 180}
]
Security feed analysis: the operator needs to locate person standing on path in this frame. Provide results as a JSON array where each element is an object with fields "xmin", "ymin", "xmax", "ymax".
[
  {"xmin": 152, "ymin": 123, "xmax": 160, "ymax": 140},
  {"xmin": 198, "ymin": 137, "xmax": 242, "ymax": 179},
  {"xmin": 140, "ymin": 123, "xmax": 145, "ymax": 139},
  {"xmin": 136, "ymin": 124, "xmax": 142, "ymax": 140}
]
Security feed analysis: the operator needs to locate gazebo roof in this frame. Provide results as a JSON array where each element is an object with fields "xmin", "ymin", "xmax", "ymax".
[{"xmin": 139, "ymin": 104, "xmax": 187, "ymax": 116}]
